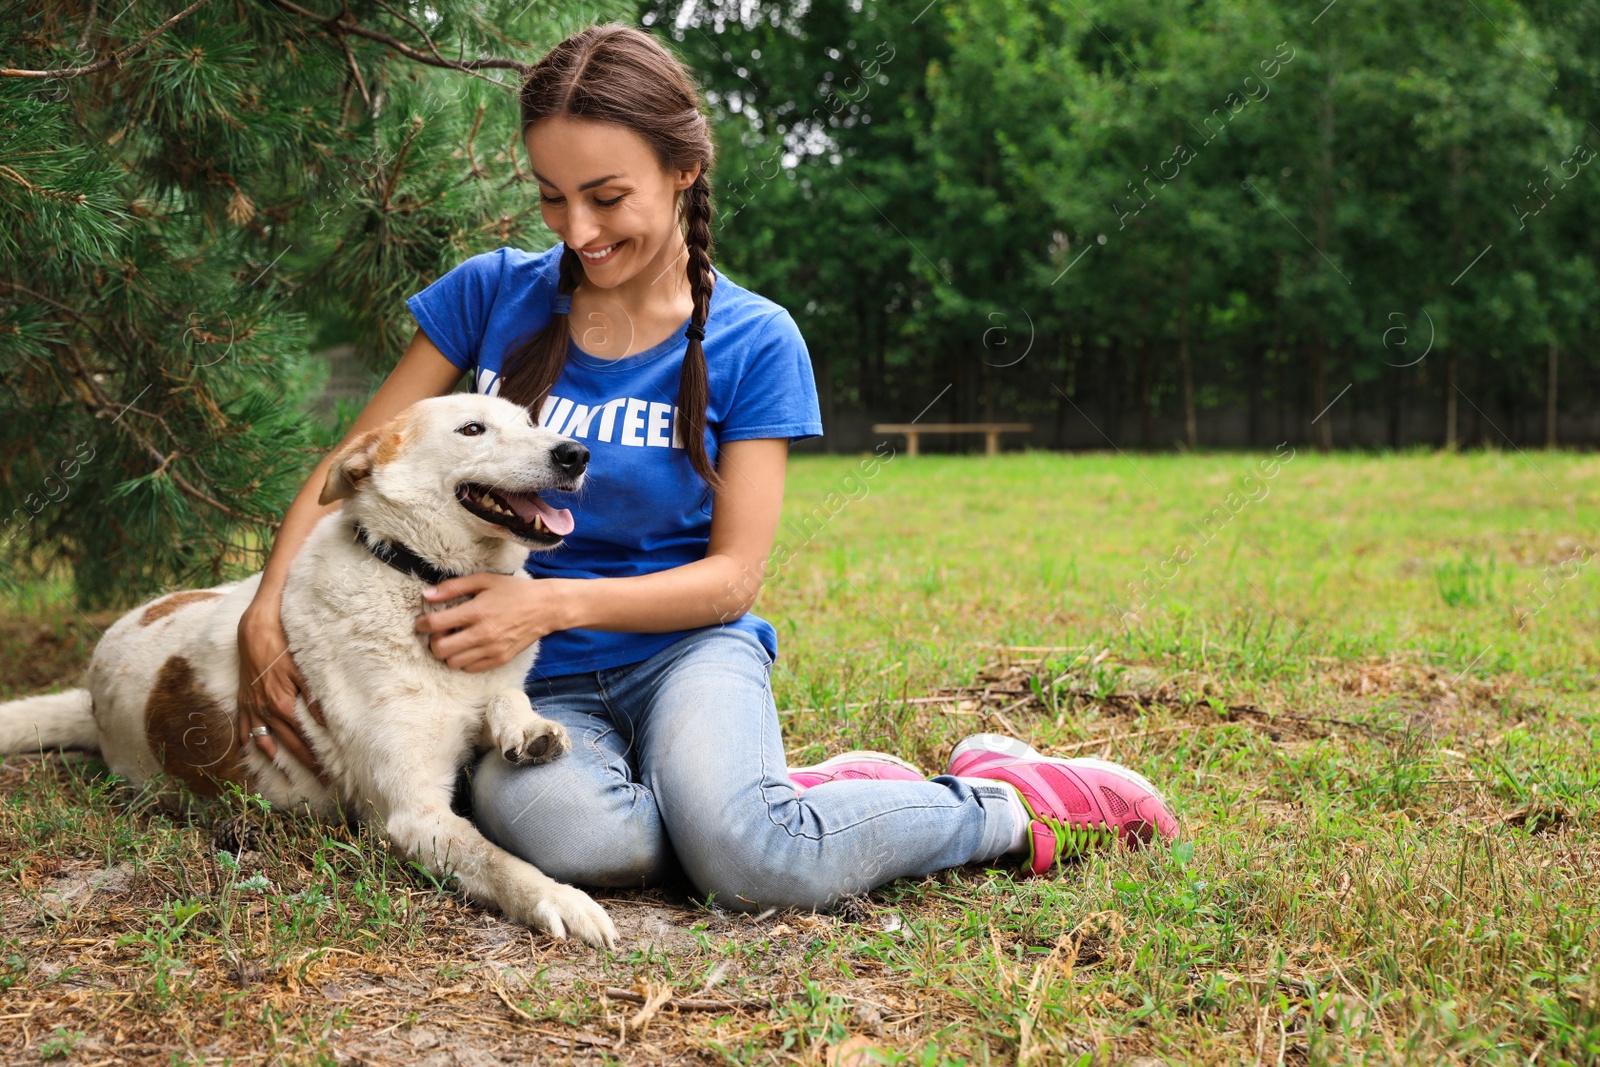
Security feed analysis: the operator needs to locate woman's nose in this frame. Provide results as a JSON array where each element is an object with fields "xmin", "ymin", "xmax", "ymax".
[{"xmin": 562, "ymin": 203, "xmax": 602, "ymax": 249}]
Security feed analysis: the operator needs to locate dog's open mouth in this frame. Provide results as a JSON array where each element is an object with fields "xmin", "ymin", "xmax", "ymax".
[{"xmin": 456, "ymin": 483, "xmax": 575, "ymax": 543}]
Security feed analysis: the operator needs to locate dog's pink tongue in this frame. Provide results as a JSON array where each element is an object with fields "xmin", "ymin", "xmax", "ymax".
[{"xmin": 507, "ymin": 491, "xmax": 575, "ymax": 536}]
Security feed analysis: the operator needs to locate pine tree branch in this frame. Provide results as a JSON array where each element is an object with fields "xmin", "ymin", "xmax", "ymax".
[
  {"xmin": 0, "ymin": 0, "xmax": 215, "ymax": 79},
  {"xmin": 381, "ymin": 115, "xmax": 425, "ymax": 208},
  {"xmin": 463, "ymin": 101, "xmax": 488, "ymax": 179},
  {"xmin": 259, "ymin": 0, "xmax": 532, "ymax": 77},
  {"xmin": 370, "ymin": 0, "xmax": 450, "ymax": 69},
  {"xmin": 0, "ymin": 280, "xmax": 276, "ymax": 530},
  {"xmin": 0, "ymin": 278, "xmax": 113, "ymax": 348},
  {"xmin": 335, "ymin": 30, "xmax": 372, "ymax": 110},
  {"xmin": 0, "ymin": 164, "xmax": 90, "ymax": 203},
  {"xmin": 78, "ymin": 367, "xmax": 266, "ymax": 525},
  {"xmin": 63, "ymin": 347, "xmax": 271, "ymax": 528}
]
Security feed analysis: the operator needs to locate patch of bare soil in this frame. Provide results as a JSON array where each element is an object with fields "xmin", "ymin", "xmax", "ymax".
[{"xmin": 0, "ymin": 608, "xmax": 117, "ymax": 697}]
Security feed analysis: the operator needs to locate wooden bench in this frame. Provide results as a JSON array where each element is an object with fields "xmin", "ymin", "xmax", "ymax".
[{"xmin": 871, "ymin": 422, "xmax": 1033, "ymax": 457}]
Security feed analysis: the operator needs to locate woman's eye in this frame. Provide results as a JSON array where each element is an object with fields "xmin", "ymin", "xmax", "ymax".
[
  {"xmin": 539, "ymin": 193, "xmax": 565, "ymax": 205},
  {"xmin": 458, "ymin": 422, "xmax": 486, "ymax": 437},
  {"xmin": 595, "ymin": 194, "xmax": 624, "ymax": 207}
]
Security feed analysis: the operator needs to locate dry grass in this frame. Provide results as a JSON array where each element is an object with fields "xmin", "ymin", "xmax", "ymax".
[{"xmin": 3, "ymin": 449, "xmax": 1599, "ymax": 1065}]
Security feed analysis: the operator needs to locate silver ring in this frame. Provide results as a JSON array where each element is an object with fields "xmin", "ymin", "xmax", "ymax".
[{"xmin": 249, "ymin": 725, "xmax": 271, "ymax": 737}]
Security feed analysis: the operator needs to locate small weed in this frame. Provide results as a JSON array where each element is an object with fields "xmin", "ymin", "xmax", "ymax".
[
  {"xmin": 36, "ymin": 1028, "xmax": 85, "ymax": 1060},
  {"xmin": 0, "ymin": 938, "xmax": 24, "ymax": 992}
]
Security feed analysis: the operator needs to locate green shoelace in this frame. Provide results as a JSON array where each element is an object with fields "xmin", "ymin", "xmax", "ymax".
[{"xmin": 1035, "ymin": 816, "xmax": 1121, "ymax": 867}]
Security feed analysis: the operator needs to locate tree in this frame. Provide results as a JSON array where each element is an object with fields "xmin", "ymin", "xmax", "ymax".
[
  {"xmin": 0, "ymin": 0, "xmax": 626, "ymax": 606},
  {"xmin": 657, "ymin": 0, "xmax": 1597, "ymax": 455}
]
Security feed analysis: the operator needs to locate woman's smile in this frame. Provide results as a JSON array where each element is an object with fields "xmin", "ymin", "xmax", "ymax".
[{"xmin": 578, "ymin": 241, "xmax": 623, "ymax": 265}]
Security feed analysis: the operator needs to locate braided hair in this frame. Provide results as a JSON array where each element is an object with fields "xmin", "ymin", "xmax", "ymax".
[{"xmin": 501, "ymin": 24, "xmax": 721, "ymax": 488}]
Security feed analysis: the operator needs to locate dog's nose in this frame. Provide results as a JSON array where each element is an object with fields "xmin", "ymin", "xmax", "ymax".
[{"xmin": 552, "ymin": 441, "xmax": 589, "ymax": 476}]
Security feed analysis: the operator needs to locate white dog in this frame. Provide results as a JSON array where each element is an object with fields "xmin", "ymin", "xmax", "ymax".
[{"xmin": 0, "ymin": 394, "xmax": 617, "ymax": 948}]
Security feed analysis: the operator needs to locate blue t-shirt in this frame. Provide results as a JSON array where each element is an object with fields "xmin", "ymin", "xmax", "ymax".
[{"xmin": 405, "ymin": 244, "xmax": 824, "ymax": 678}]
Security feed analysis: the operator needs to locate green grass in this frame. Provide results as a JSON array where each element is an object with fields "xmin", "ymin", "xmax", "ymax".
[
  {"xmin": 772, "ymin": 445, "xmax": 1600, "ymax": 694},
  {"xmin": 3, "ymin": 446, "xmax": 1598, "ymax": 1065}
]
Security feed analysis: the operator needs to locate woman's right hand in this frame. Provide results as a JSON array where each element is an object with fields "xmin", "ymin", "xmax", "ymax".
[{"xmin": 236, "ymin": 600, "xmax": 327, "ymax": 778}]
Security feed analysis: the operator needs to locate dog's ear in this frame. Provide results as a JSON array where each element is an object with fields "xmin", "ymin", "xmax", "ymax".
[{"xmin": 318, "ymin": 429, "xmax": 383, "ymax": 505}]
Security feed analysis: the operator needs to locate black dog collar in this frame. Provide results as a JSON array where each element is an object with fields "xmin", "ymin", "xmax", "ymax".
[{"xmin": 353, "ymin": 524, "xmax": 462, "ymax": 587}]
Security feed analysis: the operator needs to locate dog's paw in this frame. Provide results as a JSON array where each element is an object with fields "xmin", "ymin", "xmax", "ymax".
[
  {"xmin": 495, "ymin": 716, "xmax": 570, "ymax": 766},
  {"xmin": 525, "ymin": 884, "xmax": 618, "ymax": 950}
]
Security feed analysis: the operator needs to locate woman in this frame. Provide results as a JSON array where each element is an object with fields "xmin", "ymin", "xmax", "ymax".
[{"xmin": 236, "ymin": 23, "xmax": 1176, "ymax": 913}]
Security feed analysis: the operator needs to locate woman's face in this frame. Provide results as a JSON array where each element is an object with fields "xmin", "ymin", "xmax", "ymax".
[{"xmin": 524, "ymin": 115, "xmax": 699, "ymax": 292}]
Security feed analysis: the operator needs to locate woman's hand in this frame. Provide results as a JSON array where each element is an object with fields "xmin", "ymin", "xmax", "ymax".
[
  {"xmin": 236, "ymin": 600, "xmax": 327, "ymax": 776},
  {"xmin": 415, "ymin": 574, "xmax": 574, "ymax": 672}
]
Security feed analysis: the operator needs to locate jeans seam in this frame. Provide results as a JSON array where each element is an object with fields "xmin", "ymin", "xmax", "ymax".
[
  {"xmin": 757, "ymin": 667, "xmax": 793, "ymax": 837},
  {"xmin": 769, "ymin": 799, "xmax": 981, "ymax": 842},
  {"xmin": 573, "ymin": 677, "xmax": 636, "ymax": 792},
  {"xmin": 594, "ymin": 670, "xmax": 619, "ymax": 721},
  {"xmin": 579, "ymin": 724, "xmax": 629, "ymax": 788}
]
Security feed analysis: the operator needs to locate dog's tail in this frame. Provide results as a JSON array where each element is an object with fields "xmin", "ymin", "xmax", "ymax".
[{"xmin": 0, "ymin": 690, "xmax": 98, "ymax": 755}]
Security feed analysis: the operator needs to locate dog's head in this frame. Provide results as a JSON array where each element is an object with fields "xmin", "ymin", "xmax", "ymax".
[{"xmin": 318, "ymin": 394, "xmax": 587, "ymax": 554}]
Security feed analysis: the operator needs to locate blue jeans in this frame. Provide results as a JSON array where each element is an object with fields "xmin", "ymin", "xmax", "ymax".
[{"xmin": 470, "ymin": 626, "xmax": 1017, "ymax": 911}]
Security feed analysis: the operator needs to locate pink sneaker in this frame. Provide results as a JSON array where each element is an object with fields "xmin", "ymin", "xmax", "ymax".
[
  {"xmin": 788, "ymin": 751, "xmax": 925, "ymax": 790},
  {"xmin": 949, "ymin": 734, "xmax": 1177, "ymax": 874}
]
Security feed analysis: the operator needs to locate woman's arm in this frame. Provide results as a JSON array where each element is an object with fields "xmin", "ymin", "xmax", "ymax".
[
  {"xmin": 574, "ymin": 436, "xmax": 788, "ymax": 628},
  {"xmin": 415, "ymin": 437, "xmax": 789, "ymax": 672},
  {"xmin": 237, "ymin": 329, "xmax": 465, "ymax": 765}
]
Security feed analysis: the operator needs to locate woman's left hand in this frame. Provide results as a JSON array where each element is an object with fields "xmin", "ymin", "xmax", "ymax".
[{"xmin": 415, "ymin": 574, "xmax": 571, "ymax": 672}]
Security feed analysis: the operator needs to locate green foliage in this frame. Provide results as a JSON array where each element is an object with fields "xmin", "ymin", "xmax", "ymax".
[
  {"xmin": 649, "ymin": 0, "xmax": 1600, "ymax": 449},
  {"xmin": 35, "ymin": 1028, "xmax": 86, "ymax": 1060},
  {"xmin": 0, "ymin": 0, "xmax": 628, "ymax": 606}
]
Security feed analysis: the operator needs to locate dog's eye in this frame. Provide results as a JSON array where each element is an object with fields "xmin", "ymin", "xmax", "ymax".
[{"xmin": 457, "ymin": 422, "xmax": 486, "ymax": 437}]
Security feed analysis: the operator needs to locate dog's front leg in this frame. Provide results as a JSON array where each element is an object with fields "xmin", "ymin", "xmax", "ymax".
[
  {"xmin": 484, "ymin": 689, "xmax": 570, "ymax": 766},
  {"xmin": 383, "ymin": 801, "xmax": 616, "ymax": 949}
]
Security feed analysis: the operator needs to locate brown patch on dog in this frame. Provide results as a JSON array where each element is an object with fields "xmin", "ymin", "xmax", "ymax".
[
  {"xmin": 144, "ymin": 656, "xmax": 249, "ymax": 798},
  {"xmin": 138, "ymin": 590, "xmax": 221, "ymax": 627},
  {"xmin": 374, "ymin": 416, "xmax": 417, "ymax": 468},
  {"xmin": 318, "ymin": 427, "xmax": 384, "ymax": 504},
  {"xmin": 319, "ymin": 410, "xmax": 421, "ymax": 504}
]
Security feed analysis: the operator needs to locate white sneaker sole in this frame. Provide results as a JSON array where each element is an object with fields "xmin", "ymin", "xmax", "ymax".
[
  {"xmin": 949, "ymin": 733, "xmax": 1167, "ymax": 801},
  {"xmin": 793, "ymin": 750, "xmax": 925, "ymax": 776}
]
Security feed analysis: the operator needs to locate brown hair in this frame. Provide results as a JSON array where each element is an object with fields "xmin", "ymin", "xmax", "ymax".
[{"xmin": 502, "ymin": 23, "xmax": 720, "ymax": 487}]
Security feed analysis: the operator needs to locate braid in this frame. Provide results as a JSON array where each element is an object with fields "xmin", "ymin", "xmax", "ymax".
[
  {"xmin": 679, "ymin": 171, "xmax": 720, "ymax": 488},
  {"xmin": 500, "ymin": 244, "xmax": 581, "ymax": 414}
]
